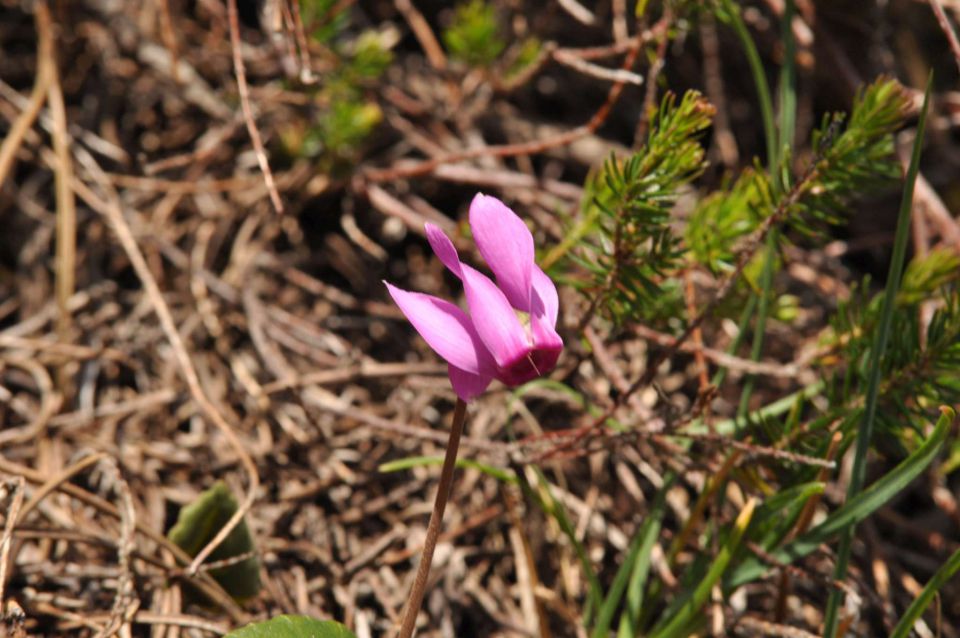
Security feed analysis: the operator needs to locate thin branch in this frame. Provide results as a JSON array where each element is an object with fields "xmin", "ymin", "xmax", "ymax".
[
  {"xmin": 556, "ymin": 0, "xmax": 596, "ymax": 26},
  {"xmin": 0, "ymin": 5, "xmax": 53, "ymax": 187},
  {"xmin": 288, "ymin": 0, "xmax": 315, "ymax": 83},
  {"xmin": 633, "ymin": 9, "xmax": 672, "ymax": 147},
  {"xmin": 0, "ymin": 477, "xmax": 25, "ymax": 612},
  {"xmin": 37, "ymin": 1, "xmax": 77, "ymax": 356},
  {"xmin": 394, "ymin": 0, "xmax": 447, "ymax": 70},
  {"xmin": 930, "ymin": 0, "xmax": 960, "ymax": 75},
  {"xmin": 226, "ymin": 0, "xmax": 284, "ymax": 214},
  {"xmin": 552, "ymin": 48, "xmax": 643, "ymax": 85}
]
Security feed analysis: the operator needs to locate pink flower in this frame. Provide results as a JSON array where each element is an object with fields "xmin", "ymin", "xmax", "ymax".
[{"xmin": 385, "ymin": 194, "xmax": 563, "ymax": 402}]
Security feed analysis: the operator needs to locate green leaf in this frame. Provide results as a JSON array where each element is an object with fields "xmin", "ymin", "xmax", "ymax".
[
  {"xmin": 167, "ymin": 481, "xmax": 260, "ymax": 600},
  {"xmin": 725, "ymin": 407, "xmax": 954, "ymax": 590},
  {"xmin": 718, "ymin": 0, "xmax": 776, "ymax": 169},
  {"xmin": 607, "ymin": 474, "xmax": 676, "ymax": 638},
  {"xmin": 750, "ymin": 482, "xmax": 825, "ymax": 550},
  {"xmin": 378, "ymin": 455, "xmax": 517, "ymax": 484},
  {"xmin": 823, "ymin": 73, "xmax": 934, "ymax": 637},
  {"xmin": 224, "ymin": 615, "xmax": 356, "ymax": 638},
  {"xmin": 890, "ymin": 543, "xmax": 960, "ymax": 638},
  {"xmin": 649, "ymin": 498, "xmax": 757, "ymax": 638}
]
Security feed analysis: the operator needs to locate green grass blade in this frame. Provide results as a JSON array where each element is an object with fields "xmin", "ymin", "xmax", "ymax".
[
  {"xmin": 649, "ymin": 498, "xmax": 757, "ymax": 638},
  {"xmin": 750, "ymin": 481, "xmax": 825, "ymax": 549},
  {"xmin": 524, "ymin": 466, "xmax": 604, "ymax": 624},
  {"xmin": 737, "ymin": 235, "xmax": 778, "ymax": 418},
  {"xmin": 823, "ymin": 74, "xmax": 934, "ymax": 636},
  {"xmin": 725, "ymin": 407, "xmax": 954, "ymax": 590},
  {"xmin": 379, "ymin": 456, "xmax": 518, "ymax": 484},
  {"xmin": 588, "ymin": 474, "xmax": 674, "ymax": 638},
  {"xmin": 890, "ymin": 543, "xmax": 960, "ymax": 638},
  {"xmin": 719, "ymin": 0, "xmax": 776, "ymax": 169},
  {"xmin": 776, "ymin": 0, "xmax": 797, "ymax": 182}
]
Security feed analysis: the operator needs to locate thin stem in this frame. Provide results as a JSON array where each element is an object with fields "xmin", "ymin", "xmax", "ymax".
[
  {"xmin": 822, "ymin": 76, "xmax": 932, "ymax": 637},
  {"xmin": 776, "ymin": 0, "xmax": 797, "ymax": 186},
  {"xmin": 737, "ymin": 232, "xmax": 777, "ymax": 418},
  {"xmin": 720, "ymin": 0, "xmax": 777, "ymax": 170},
  {"xmin": 396, "ymin": 398, "xmax": 468, "ymax": 638}
]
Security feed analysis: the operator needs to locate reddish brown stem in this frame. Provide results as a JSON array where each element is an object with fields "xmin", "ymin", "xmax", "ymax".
[{"xmin": 396, "ymin": 398, "xmax": 467, "ymax": 638}]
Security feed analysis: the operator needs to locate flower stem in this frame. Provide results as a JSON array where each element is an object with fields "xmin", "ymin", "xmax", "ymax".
[{"xmin": 396, "ymin": 398, "xmax": 467, "ymax": 638}]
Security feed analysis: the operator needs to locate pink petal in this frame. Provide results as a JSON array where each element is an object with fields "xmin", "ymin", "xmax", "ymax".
[
  {"xmin": 425, "ymin": 223, "xmax": 462, "ymax": 279},
  {"xmin": 468, "ymin": 193, "xmax": 534, "ymax": 311},
  {"xmin": 531, "ymin": 265, "xmax": 559, "ymax": 327},
  {"xmin": 531, "ymin": 313, "xmax": 563, "ymax": 359},
  {"xmin": 460, "ymin": 264, "xmax": 530, "ymax": 368},
  {"xmin": 494, "ymin": 327, "xmax": 562, "ymax": 386},
  {"xmin": 385, "ymin": 282, "xmax": 496, "ymax": 376},
  {"xmin": 447, "ymin": 364, "xmax": 493, "ymax": 402}
]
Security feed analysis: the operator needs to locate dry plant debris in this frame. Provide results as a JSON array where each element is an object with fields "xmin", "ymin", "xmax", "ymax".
[{"xmin": 1, "ymin": 1, "xmax": 960, "ymax": 637}]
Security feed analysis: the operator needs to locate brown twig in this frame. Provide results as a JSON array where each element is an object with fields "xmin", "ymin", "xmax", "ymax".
[
  {"xmin": 612, "ymin": 0, "xmax": 628, "ymax": 42},
  {"xmin": 0, "ymin": 6, "xmax": 53, "ymax": 187},
  {"xmin": 92, "ymin": 459, "xmax": 138, "ymax": 638},
  {"xmin": 226, "ymin": 0, "xmax": 284, "ymax": 214},
  {"xmin": 394, "ymin": 0, "xmax": 447, "ymax": 70},
  {"xmin": 14, "ymin": 452, "xmax": 106, "ymax": 525},
  {"xmin": 36, "ymin": 1, "xmax": 77, "ymax": 361},
  {"xmin": 775, "ymin": 430, "xmax": 843, "ymax": 622},
  {"xmin": 288, "ymin": 0, "xmax": 315, "ymax": 83},
  {"xmin": 0, "ymin": 477, "xmax": 26, "ymax": 614},
  {"xmin": 930, "ymin": 0, "xmax": 960, "ymax": 75},
  {"xmin": 158, "ymin": 0, "xmax": 181, "ymax": 83},
  {"xmin": 553, "ymin": 423, "xmax": 836, "ymax": 470},
  {"xmin": 556, "ymin": 0, "xmax": 595, "ymax": 26},
  {"xmin": 552, "ymin": 49, "xmax": 643, "ymax": 85},
  {"xmin": 633, "ymin": 9, "xmax": 672, "ymax": 147},
  {"xmin": 502, "ymin": 487, "xmax": 551, "ymax": 638}
]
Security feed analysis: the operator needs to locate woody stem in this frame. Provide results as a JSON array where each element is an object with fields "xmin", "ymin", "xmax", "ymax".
[{"xmin": 396, "ymin": 398, "xmax": 467, "ymax": 638}]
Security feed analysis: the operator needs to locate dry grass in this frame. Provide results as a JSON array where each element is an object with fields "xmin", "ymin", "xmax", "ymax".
[{"xmin": 2, "ymin": 1, "xmax": 960, "ymax": 637}]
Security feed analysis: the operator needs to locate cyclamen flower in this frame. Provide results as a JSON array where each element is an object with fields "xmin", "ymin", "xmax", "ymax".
[{"xmin": 385, "ymin": 194, "xmax": 563, "ymax": 402}]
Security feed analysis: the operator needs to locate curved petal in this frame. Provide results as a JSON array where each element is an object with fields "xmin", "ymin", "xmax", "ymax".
[
  {"xmin": 530, "ymin": 265, "xmax": 559, "ymax": 327},
  {"xmin": 447, "ymin": 364, "xmax": 493, "ymax": 402},
  {"xmin": 460, "ymin": 265, "xmax": 529, "ymax": 368},
  {"xmin": 531, "ymin": 313, "xmax": 563, "ymax": 360},
  {"xmin": 385, "ymin": 282, "xmax": 496, "ymax": 376},
  {"xmin": 468, "ymin": 193, "xmax": 534, "ymax": 311},
  {"xmin": 425, "ymin": 223, "xmax": 462, "ymax": 279}
]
